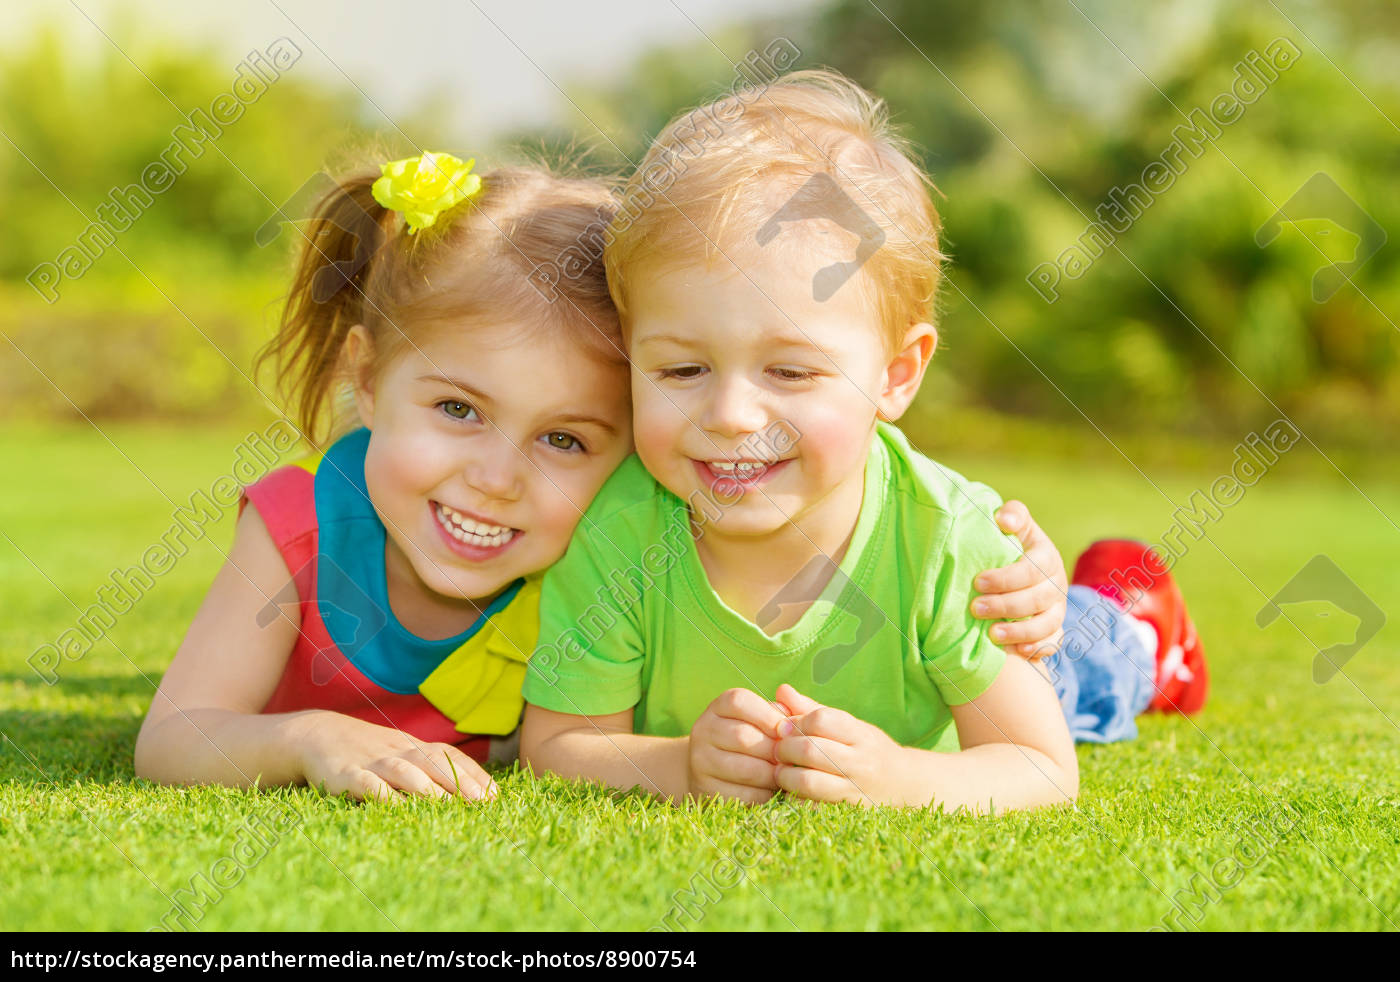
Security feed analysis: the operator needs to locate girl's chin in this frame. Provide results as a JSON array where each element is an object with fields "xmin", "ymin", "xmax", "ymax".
[{"xmin": 418, "ymin": 565, "xmax": 517, "ymax": 605}]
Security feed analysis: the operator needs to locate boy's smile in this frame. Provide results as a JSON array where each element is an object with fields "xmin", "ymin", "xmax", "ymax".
[{"xmin": 692, "ymin": 457, "xmax": 792, "ymax": 498}]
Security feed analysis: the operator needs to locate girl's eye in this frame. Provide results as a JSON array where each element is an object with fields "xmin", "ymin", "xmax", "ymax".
[
  {"xmin": 659, "ymin": 366, "xmax": 705, "ymax": 380},
  {"xmin": 771, "ymin": 367, "xmax": 815, "ymax": 381},
  {"xmin": 438, "ymin": 400, "xmax": 478, "ymax": 421},
  {"xmin": 544, "ymin": 432, "xmax": 583, "ymax": 452}
]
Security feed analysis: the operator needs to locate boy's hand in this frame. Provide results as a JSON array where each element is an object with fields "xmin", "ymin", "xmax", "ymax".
[
  {"xmin": 297, "ymin": 711, "xmax": 497, "ymax": 803},
  {"xmin": 771, "ymin": 685, "xmax": 909, "ymax": 807},
  {"xmin": 971, "ymin": 499, "xmax": 1068, "ymax": 659},
  {"xmin": 688, "ymin": 688, "xmax": 785, "ymax": 804}
]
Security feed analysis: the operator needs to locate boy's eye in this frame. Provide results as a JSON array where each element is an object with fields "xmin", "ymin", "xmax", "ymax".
[
  {"xmin": 544, "ymin": 432, "xmax": 583, "ymax": 452},
  {"xmin": 438, "ymin": 400, "xmax": 478, "ymax": 421},
  {"xmin": 659, "ymin": 366, "xmax": 705, "ymax": 380},
  {"xmin": 771, "ymin": 367, "xmax": 816, "ymax": 381}
]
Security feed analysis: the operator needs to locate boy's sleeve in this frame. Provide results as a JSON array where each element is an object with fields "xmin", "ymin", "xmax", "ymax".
[
  {"xmin": 919, "ymin": 481, "xmax": 1023, "ymax": 706},
  {"xmin": 522, "ymin": 513, "xmax": 648, "ymax": 718}
]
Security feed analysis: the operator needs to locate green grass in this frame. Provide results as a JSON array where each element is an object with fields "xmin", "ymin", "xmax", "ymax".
[{"xmin": 2, "ymin": 420, "xmax": 1398, "ymax": 931}]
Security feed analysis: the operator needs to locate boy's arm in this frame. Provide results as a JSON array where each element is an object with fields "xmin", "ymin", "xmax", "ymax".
[
  {"xmin": 773, "ymin": 659, "xmax": 1077, "ymax": 813},
  {"xmin": 937, "ymin": 657, "xmax": 1078, "ymax": 812},
  {"xmin": 520, "ymin": 703, "xmax": 691, "ymax": 801},
  {"xmin": 522, "ymin": 689, "xmax": 788, "ymax": 804}
]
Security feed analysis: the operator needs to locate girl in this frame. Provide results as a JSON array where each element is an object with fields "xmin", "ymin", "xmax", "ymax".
[{"xmin": 134, "ymin": 150, "xmax": 1069, "ymax": 803}]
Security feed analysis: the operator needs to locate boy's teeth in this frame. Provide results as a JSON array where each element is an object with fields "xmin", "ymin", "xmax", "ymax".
[{"xmin": 710, "ymin": 460, "xmax": 767, "ymax": 473}]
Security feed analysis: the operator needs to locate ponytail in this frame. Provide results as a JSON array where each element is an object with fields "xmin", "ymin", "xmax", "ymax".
[{"xmin": 256, "ymin": 173, "xmax": 392, "ymax": 447}]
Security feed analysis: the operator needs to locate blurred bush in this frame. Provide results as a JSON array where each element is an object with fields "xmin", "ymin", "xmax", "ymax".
[
  {"xmin": 558, "ymin": 0, "xmax": 1400, "ymax": 448},
  {"xmin": 4, "ymin": 0, "xmax": 1398, "ymax": 452},
  {"xmin": 0, "ymin": 23, "xmax": 444, "ymax": 423}
]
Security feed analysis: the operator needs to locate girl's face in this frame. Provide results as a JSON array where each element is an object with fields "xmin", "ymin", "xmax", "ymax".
[{"xmin": 352, "ymin": 321, "xmax": 633, "ymax": 608}]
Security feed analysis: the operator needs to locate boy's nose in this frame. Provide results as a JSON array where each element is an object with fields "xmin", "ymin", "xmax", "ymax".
[{"xmin": 699, "ymin": 376, "xmax": 768, "ymax": 439}]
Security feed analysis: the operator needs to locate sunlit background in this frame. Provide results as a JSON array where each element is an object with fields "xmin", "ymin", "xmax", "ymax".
[{"xmin": 5, "ymin": 0, "xmax": 1397, "ymax": 452}]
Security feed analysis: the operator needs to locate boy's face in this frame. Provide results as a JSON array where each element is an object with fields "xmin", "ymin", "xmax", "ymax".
[{"xmin": 626, "ymin": 237, "xmax": 913, "ymax": 540}]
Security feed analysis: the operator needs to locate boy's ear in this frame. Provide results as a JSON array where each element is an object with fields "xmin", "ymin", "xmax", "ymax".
[
  {"xmin": 876, "ymin": 322, "xmax": 937, "ymax": 422},
  {"xmin": 344, "ymin": 325, "xmax": 377, "ymax": 429}
]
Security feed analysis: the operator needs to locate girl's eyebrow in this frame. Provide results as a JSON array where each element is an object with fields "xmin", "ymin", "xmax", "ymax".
[
  {"xmin": 418, "ymin": 373, "xmax": 491, "ymax": 403},
  {"xmin": 417, "ymin": 374, "xmax": 617, "ymax": 434}
]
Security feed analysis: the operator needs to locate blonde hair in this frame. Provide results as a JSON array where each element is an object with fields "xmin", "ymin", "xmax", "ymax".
[
  {"xmin": 258, "ymin": 163, "xmax": 623, "ymax": 446},
  {"xmin": 604, "ymin": 69, "xmax": 944, "ymax": 350}
]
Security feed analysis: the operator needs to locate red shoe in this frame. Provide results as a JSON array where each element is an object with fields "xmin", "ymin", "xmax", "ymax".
[{"xmin": 1071, "ymin": 540, "xmax": 1209, "ymax": 715}]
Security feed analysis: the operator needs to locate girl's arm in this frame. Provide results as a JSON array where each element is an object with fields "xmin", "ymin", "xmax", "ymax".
[
  {"xmin": 972, "ymin": 500, "xmax": 1069, "ymax": 659},
  {"xmin": 134, "ymin": 505, "xmax": 492, "ymax": 801},
  {"xmin": 521, "ymin": 688, "xmax": 788, "ymax": 804},
  {"xmin": 772, "ymin": 660, "xmax": 1078, "ymax": 813}
]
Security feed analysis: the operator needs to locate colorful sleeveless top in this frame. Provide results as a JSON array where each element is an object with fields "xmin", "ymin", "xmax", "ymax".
[{"xmin": 240, "ymin": 427, "xmax": 538, "ymax": 764}]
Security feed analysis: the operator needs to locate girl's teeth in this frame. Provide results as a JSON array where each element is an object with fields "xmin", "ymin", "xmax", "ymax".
[{"xmin": 436, "ymin": 504, "xmax": 515, "ymax": 548}]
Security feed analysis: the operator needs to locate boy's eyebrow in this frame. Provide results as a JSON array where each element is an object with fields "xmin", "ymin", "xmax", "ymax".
[
  {"xmin": 633, "ymin": 333, "xmax": 698, "ymax": 349},
  {"xmin": 636, "ymin": 332, "xmax": 832, "ymax": 357},
  {"xmin": 417, "ymin": 374, "xmax": 617, "ymax": 433}
]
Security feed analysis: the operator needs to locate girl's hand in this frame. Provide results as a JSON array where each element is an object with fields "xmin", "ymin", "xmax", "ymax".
[
  {"xmin": 297, "ymin": 711, "xmax": 497, "ymax": 803},
  {"xmin": 971, "ymin": 500, "xmax": 1068, "ymax": 659},
  {"xmin": 771, "ymin": 685, "xmax": 910, "ymax": 807},
  {"xmin": 687, "ymin": 688, "xmax": 785, "ymax": 804}
]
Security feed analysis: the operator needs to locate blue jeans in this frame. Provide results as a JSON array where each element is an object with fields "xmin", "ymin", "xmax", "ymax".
[{"xmin": 1043, "ymin": 586, "xmax": 1157, "ymax": 743}]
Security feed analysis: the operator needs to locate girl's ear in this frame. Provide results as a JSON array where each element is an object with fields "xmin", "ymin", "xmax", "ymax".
[
  {"xmin": 344, "ymin": 325, "xmax": 377, "ymax": 429},
  {"xmin": 876, "ymin": 322, "xmax": 937, "ymax": 422}
]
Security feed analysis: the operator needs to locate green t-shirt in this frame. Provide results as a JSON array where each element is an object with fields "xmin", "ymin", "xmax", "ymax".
[{"xmin": 522, "ymin": 423, "xmax": 1021, "ymax": 752}]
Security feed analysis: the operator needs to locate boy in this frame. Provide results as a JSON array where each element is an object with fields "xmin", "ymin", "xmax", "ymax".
[{"xmin": 520, "ymin": 71, "xmax": 1204, "ymax": 812}]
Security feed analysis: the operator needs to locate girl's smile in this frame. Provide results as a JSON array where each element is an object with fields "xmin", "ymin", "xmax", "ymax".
[{"xmin": 431, "ymin": 500, "xmax": 523, "ymax": 559}]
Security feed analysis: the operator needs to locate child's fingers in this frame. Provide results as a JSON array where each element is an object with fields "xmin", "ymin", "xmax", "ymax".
[
  {"xmin": 341, "ymin": 768, "xmax": 401, "ymax": 804},
  {"xmin": 774, "ymin": 764, "xmax": 866, "ymax": 806},
  {"xmin": 414, "ymin": 745, "xmax": 496, "ymax": 800},
  {"xmin": 713, "ymin": 687, "xmax": 787, "ymax": 733},
  {"xmin": 780, "ymin": 705, "xmax": 860, "ymax": 744},
  {"xmin": 971, "ymin": 579, "xmax": 1063, "ymax": 620},
  {"xmin": 974, "ymin": 555, "xmax": 1043, "ymax": 595},
  {"xmin": 774, "ymin": 683, "xmax": 822, "ymax": 717},
  {"xmin": 1015, "ymin": 638, "xmax": 1062, "ymax": 661},
  {"xmin": 994, "ymin": 499, "xmax": 1030, "ymax": 537},
  {"xmin": 989, "ymin": 607, "xmax": 1065, "ymax": 647},
  {"xmin": 710, "ymin": 719, "xmax": 776, "ymax": 762},
  {"xmin": 712, "ymin": 749, "xmax": 780, "ymax": 789},
  {"xmin": 773, "ymin": 732, "xmax": 851, "ymax": 774},
  {"xmin": 368, "ymin": 756, "xmax": 451, "ymax": 800},
  {"xmin": 695, "ymin": 778, "xmax": 775, "ymax": 806}
]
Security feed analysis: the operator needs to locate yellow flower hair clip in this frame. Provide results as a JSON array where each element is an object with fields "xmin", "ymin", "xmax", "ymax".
[{"xmin": 371, "ymin": 152, "xmax": 483, "ymax": 233}]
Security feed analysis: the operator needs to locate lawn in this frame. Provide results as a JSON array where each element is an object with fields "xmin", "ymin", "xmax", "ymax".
[{"xmin": 2, "ymin": 419, "xmax": 1397, "ymax": 932}]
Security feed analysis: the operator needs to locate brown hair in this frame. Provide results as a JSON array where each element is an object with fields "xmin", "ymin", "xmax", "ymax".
[
  {"xmin": 258, "ymin": 162, "xmax": 623, "ymax": 446},
  {"xmin": 605, "ymin": 69, "xmax": 944, "ymax": 350}
]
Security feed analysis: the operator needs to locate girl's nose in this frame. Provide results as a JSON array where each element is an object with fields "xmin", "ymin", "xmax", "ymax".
[
  {"xmin": 463, "ymin": 437, "xmax": 525, "ymax": 502},
  {"xmin": 699, "ymin": 375, "xmax": 768, "ymax": 440}
]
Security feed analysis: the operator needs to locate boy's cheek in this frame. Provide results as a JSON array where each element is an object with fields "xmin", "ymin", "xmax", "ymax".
[{"xmin": 632, "ymin": 412, "xmax": 686, "ymax": 476}]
